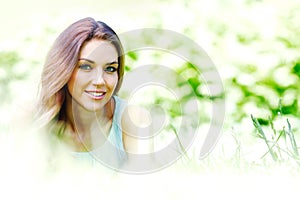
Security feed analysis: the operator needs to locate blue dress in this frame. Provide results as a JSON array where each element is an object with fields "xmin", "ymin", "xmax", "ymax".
[{"xmin": 71, "ymin": 96, "xmax": 127, "ymax": 168}]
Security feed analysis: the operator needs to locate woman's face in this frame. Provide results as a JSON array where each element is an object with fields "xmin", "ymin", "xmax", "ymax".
[{"xmin": 67, "ymin": 38, "xmax": 119, "ymax": 112}]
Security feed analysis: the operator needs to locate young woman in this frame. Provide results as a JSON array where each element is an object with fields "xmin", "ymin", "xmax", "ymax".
[{"xmin": 35, "ymin": 17, "xmax": 150, "ymax": 167}]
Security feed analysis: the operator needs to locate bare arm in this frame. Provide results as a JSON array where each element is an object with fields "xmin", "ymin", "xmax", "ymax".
[{"xmin": 121, "ymin": 105, "xmax": 153, "ymax": 154}]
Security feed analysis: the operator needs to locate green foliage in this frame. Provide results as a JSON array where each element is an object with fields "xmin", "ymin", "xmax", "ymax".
[
  {"xmin": 1, "ymin": 0, "xmax": 300, "ymax": 171},
  {"xmin": 292, "ymin": 61, "xmax": 300, "ymax": 78},
  {"xmin": 0, "ymin": 51, "xmax": 27, "ymax": 104}
]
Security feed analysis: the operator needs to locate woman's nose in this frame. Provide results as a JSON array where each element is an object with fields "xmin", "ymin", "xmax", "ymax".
[{"xmin": 92, "ymin": 70, "xmax": 105, "ymax": 85}]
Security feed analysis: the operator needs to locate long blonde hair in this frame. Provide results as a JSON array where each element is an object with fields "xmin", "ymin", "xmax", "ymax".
[{"xmin": 35, "ymin": 17, "xmax": 125, "ymax": 131}]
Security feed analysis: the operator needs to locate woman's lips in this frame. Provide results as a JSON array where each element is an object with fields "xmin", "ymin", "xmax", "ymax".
[{"xmin": 85, "ymin": 90, "xmax": 106, "ymax": 100}]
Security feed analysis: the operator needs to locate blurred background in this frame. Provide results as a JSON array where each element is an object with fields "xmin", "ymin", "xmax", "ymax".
[
  {"xmin": 1, "ymin": 0, "xmax": 300, "ymax": 189},
  {"xmin": 1, "ymin": 0, "xmax": 300, "ymax": 199}
]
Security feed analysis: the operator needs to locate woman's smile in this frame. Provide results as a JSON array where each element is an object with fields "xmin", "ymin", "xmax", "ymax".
[{"xmin": 85, "ymin": 90, "xmax": 107, "ymax": 100}]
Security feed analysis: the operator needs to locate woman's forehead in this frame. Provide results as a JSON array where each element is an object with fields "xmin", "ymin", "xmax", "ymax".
[{"xmin": 79, "ymin": 39, "xmax": 118, "ymax": 61}]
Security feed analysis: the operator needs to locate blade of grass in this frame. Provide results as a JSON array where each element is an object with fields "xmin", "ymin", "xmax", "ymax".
[
  {"xmin": 169, "ymin": 124, "xmax": 189, "ymax": 160},
  {"xmin": 259, "ymin": 129, "xmax": 284, "ymax": 160},
  {"xmin": 251, "ymin": 115, "xmax": 278, "ymax": 161},
  {"xmin": 285, "ymin": 119, "xmax": 299, "ymax": 157}
]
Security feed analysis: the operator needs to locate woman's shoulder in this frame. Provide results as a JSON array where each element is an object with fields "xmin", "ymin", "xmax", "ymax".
[
  {"xmin": 114, "ymin": 95, "xmax": 151, "ymax": 126},
  {"xmin": 114, "ymin": 95, "xmax": 151, "ymax": 128},
  {"xmin": 122, "ymin": 105, "xmax": 151, "ymax": 129},
  {"xmin": 119, "ymin": 98, "xmax": 152, "ymax": 153},
  {"xmin": 113, "ymin": 95, "xmax": 152, "ymax": 138}
]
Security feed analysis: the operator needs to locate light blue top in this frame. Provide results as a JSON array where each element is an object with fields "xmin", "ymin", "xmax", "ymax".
[{"xmin": 71, "ymin": 96, "xmax": 127, "ymax": 168}]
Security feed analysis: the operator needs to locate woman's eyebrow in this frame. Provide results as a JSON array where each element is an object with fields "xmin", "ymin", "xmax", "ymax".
[
  {"xmin": 78, "ymin": 58, "xmax": 95, "ymax": 63},
  {"xmin": 78, "ymin": 58, "xmax": 118, "ymax": 66},
  {"xmin": 107, "ymin": 61, "xmax": 119, "ymax": 66}
]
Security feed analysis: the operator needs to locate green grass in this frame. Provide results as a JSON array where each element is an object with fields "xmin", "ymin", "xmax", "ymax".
[{"xmin": 251, "ymin": 112, "xmax": 300, "ymax": 166}]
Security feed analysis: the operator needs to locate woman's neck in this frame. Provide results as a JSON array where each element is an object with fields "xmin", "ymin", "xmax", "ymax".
[{"xmin": 63, "ymin": 93, "xmax": 115, "ymax": 151}]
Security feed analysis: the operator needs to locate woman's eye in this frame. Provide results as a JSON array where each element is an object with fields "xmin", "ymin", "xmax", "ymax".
[
  {"xmin": 79, "ymin": 64, "xmax": 92, "ymax": 70},
  {"xmin": 105, "ymin": 66, "xmax": 117, "ymax": 73}
]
